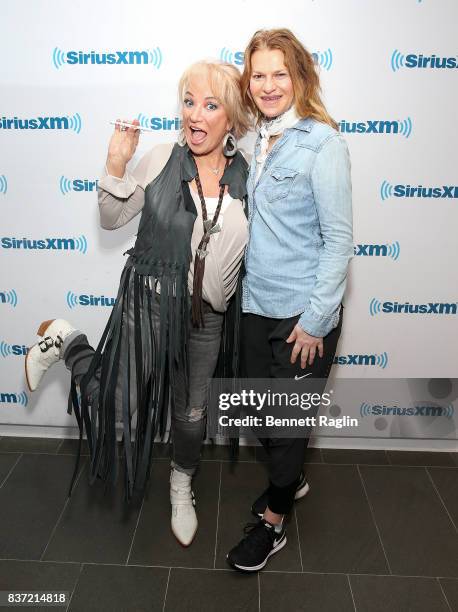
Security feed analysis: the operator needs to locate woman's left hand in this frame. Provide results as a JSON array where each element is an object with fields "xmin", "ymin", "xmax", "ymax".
[{"xmin": 286, "ymin": 325, "xmax": 324, "ymax": 368}]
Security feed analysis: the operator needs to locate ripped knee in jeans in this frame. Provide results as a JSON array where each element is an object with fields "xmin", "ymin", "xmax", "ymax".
[{"xmin": 187, "ymin": 406, "xmax": 206, "ymax": 422}]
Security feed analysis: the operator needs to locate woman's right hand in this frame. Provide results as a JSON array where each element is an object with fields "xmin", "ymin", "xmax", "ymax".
[{"xmin": 106, "ymin": 118, "xmax": 140, "ymax": 178}]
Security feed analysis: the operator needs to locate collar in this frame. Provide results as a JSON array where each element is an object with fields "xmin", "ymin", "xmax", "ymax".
[
  {"xmin": 290, "ymin": 117, "xmax": 314, "ymax": 133},
  {"xmin": 180, "ymin": 143, "xmax": 248, "ymax": 201},
  {"xmin": 254, "ymin": 116, "xmax": 314, "ymax": 147}
]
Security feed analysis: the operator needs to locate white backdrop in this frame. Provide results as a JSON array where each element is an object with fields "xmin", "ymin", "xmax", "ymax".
[{"xmin": 1, "ymin": 0, "xmax": 457, "ymax": 449}]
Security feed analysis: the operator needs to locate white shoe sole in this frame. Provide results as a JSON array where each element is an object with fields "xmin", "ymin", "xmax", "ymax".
[
  {"xmin": 295, "ymin": 481, "xmax": 310, "ymax": 500},
  {"xmin": 25, "ymin": 351, "xmax": 34, "ymax": 392},
  {"xmin": 227, "ymin": 535, "xmax": 287, "ymax": 572}
]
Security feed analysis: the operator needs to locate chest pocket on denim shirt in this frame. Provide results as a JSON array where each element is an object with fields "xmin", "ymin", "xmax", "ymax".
[{"xmin": 265, "ymin": 167, "xmax": 298, "ymax": 203}]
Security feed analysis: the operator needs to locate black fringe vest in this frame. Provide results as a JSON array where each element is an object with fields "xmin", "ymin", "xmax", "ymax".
[{"xmin": 67, "ymin": 143, "xmax": 248, "ymax": 501}]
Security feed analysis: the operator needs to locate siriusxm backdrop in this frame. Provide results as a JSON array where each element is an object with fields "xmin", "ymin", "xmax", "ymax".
[{"xmin": 1, "ymin": 0, "xmax": 457, "ymax": 449}]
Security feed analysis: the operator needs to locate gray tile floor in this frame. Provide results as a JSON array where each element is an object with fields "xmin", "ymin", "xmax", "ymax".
[{"xmin": 0, "ymin": 437, "xmax": 456, "ymax": 612}]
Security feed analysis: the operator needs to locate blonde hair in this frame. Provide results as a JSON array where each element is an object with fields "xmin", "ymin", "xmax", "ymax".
[
  {"xmin": 241, "ymin": 29, "xmax": 337, "ymax": 130},
  {"xmin": 178, "ymin": 60, "xmax": 250, "ymax": 139}
]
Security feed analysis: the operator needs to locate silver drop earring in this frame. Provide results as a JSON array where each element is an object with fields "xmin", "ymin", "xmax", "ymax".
[{"xmin": 222, "ymin": 132, "xmax": 237, "ymax": 157}]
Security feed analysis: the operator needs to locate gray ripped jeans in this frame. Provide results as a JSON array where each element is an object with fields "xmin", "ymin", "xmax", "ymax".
[{"xmin": 63, "ymin": 293, "xmax": 223, "ymax": 476}]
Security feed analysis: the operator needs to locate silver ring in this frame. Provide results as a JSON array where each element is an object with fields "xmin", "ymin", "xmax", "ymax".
[{"xmin": 120, "ymin": 126, "xmax": 127, "ymax": 131}]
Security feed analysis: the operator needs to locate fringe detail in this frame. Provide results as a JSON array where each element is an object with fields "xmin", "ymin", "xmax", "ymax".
[
  {"xmin": 67, "ymin": 262, "xmax": 190, "ymax": 502},
  {"xmin": 213, "ymin": 273, "xmax": 243, "ymax": 459}
]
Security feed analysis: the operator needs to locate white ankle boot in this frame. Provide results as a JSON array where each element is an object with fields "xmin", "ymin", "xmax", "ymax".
[
  {"xmin": 170, "ymin": 468, "xmax": 198, "ymax": 546},
  {"xmin": 25, "ymin": 319, "xmax": 76, "ymax": 392}
]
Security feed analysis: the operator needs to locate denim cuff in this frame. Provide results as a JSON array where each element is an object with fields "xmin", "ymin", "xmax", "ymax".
[{"xmin": 298, "ymin": 304, "xmax": 340, "ymax": 338}]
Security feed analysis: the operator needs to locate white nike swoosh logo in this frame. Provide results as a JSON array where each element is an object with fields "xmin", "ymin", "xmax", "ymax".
[{"xmin": 294, "ymin": 373, "xmax": 313, "ymax": 380}]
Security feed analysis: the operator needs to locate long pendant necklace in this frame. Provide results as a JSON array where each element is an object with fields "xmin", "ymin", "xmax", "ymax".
[
  {"xmin": 191, "ymin": 158, "xmax": 228, "ymax": 327},
  {"xmin": 194, "ymin": 162, "xmax": 228, "ymax": 259}
]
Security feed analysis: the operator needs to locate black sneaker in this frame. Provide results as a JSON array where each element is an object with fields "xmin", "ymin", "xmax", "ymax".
[
  {"xmin": 226, "ymin": 519, "xmax": 287, "ymax": 572},
  {"xmin": 251, "ymin": 471, "xmax": 310, "ymax": 518}
]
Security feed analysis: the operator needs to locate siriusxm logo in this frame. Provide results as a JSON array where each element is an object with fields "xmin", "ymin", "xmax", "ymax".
[
  {"xmin": 1, "ymin": 235, "xmax": 87, "ymax": 253},
  {"xmin": 219, "ymin": 48, "xmax": 245, "ymax": 66},
  {"xmin": 219, "ymin": 47, "xmax": 333, "ymax": 70},
  {"xmin": 0, "ymin": 391, "xmax": 28, "ymax": 406},
  {"xmin": 52, "ymin": 47, "xmax": 163, "ymax": 69},
  {"xmin": 137, "ymin": 113, "xmax": 182, "ymax": 131},
  {"xmin": 380, "ymin": 181, "xmax": 458, "ymax": 201},
  {"xmin": 0, "ymin": 114, "xmax": 81, "ymax": 133},
  {"xmin": 334, "ymin": 352, "xmax": 388, "ymax": 368},
  {"xmin": 354, "ymin": 242, "xmax": 400, "ymax": 260},
  {"xmin": 0, "ymin": 289, "xmax": 18, "ymax": 307},
  {"xmin": 339, "ymin": 118, "xmax": 412, "ymax": 138},
  {"xmin": 60, "ymin": 176, "xmax": 98, "ymax": 195},
  {"xmin": 0, "ymin": 341, "xmax": 28, "ymax": 358},
  {"xmin": 0, "ymin": 175, "xmax": 7, "ymax": 194},
  {"xmin": 391, "ymin": 50, "xmax": 458, "ymax": 71},
  {"xmin": 66, "ymin": 291, "xmax": 115, "ymax": 308},
  {"xmin": 370, "ymin": 299, "xmax": 458, "ymax": 316},
  {"xmin": 360, "ymin": 402, "xmax": 454, "ymax": 419}
]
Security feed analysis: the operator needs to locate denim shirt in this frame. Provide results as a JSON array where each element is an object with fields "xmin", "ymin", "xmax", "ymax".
[{"xmin": 242, "ymin": 117, "xmax": 353, "ymax": 337}]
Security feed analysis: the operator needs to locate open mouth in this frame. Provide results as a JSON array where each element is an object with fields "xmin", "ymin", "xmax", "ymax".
[{"xmin": 189, "ymin": 126, "xmax": 207, "ymax": 145}]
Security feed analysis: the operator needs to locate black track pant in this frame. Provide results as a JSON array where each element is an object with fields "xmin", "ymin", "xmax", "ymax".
[{"xmin": 240, "ymin": 309, "xmax": 342, "ymax": 514}]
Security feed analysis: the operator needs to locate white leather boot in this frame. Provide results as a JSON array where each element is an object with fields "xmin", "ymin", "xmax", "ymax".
[
  {"xmin": 170, "ymin": 468, "xmax": 198, "ymax": 546},
  {"xmin": 25, "ymin": 319, "xmax": 76, "ymax": 392}
]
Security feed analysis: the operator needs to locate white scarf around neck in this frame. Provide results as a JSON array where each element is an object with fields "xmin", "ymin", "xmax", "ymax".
[{"xmin": 256, "ymin": 105, "xmax": 301, "ymax": 166}]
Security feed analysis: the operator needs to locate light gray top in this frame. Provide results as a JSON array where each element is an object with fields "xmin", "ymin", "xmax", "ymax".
[{"xmin": 98, "ymin": 143, "xmax": 248, "ymax": 312}]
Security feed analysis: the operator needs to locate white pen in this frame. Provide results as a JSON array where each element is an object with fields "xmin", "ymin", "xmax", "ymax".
[{"xmin": 109, "ymin": 120, "xmax": 155, "ymax": 133}]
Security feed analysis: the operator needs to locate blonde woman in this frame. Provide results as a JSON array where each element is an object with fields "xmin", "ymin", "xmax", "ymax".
[{"xmin": 26, "ymin": 60, "xmax": 250, "ymax": 547}]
